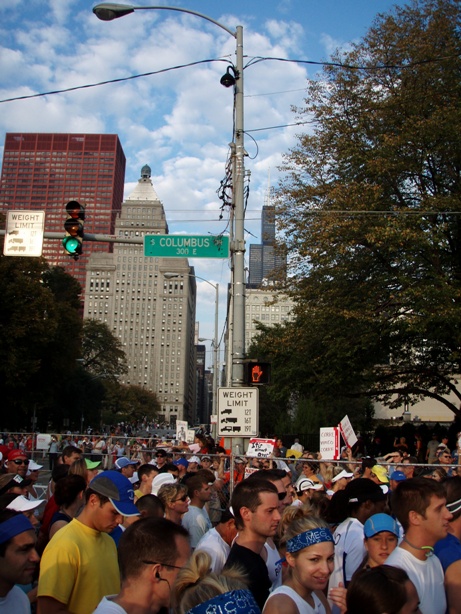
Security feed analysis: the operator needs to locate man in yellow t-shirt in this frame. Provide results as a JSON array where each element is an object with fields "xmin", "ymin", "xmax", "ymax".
[{"xmin": 37, "ymin": 470, "xmax": 140, "ymax": 614}]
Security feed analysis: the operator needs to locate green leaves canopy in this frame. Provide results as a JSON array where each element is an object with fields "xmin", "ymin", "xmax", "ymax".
[{"xmin": 275, "ymin": 0, "xmax": 461, "ymax": 417}]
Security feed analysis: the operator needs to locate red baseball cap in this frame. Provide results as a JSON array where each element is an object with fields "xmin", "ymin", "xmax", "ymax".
[{"xmin": 7, "ymin": 449, "xmax": 28, "ymax": 462}]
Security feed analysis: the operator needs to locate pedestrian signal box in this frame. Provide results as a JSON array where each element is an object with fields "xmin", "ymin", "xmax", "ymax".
[{"xmin": 246, "ymin": 362, "xmax": 271, "ymax": 385}]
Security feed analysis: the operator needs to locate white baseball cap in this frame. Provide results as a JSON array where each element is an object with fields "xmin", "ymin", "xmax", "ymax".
[{"xmin": 6, "ymin": 495, "xmax": 44, "ymax": 512}]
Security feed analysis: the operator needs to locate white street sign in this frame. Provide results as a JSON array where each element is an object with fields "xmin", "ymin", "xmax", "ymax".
[
  {"xmin": 4, "ymin": 210, "xmax": 45, "ymax": 257},
  {"xmin": 339, "ymin": 415, "xmax": 358, "ymax": 448},
  {"xmin": 320, "ymin": 427, "xmax": 340, "ymax": 460},
  {"xmin": 218, "ymin": 387, "xmax": 259, "ymax": 437}
]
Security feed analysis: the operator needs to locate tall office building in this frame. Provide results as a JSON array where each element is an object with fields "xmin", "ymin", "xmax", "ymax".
[
  {"xmin": 0, "ymin": 133, "xmax": 126, "ymax": 290},
  {"xmin": 248, "ymin": 205, "xmax": 286, "ymax": 287},
  {"xmin": 84, "ymin": 165, "xmax": 197, "ymax": 425}
]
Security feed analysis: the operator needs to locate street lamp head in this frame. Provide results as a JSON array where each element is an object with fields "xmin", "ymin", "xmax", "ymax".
[
  {"xmin": 220, "ymin": 66, "xmax": 237, "ymax": 88},
  {"xmin": 93, "ymin": 3, "xmax": 135, "ymax": 21}
]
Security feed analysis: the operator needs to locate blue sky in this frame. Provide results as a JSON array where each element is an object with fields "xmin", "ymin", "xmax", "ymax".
[{"xmin": 1, "ymin": 0, "xmax": 409, "ymax": 355}]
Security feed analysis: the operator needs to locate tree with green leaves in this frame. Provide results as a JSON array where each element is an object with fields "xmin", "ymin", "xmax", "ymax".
[{"xmin": 276, "ymin": 0, "xmax": 461, "ymax": 418}]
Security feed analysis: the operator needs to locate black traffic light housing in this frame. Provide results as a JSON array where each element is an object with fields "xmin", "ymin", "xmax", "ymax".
[
  {"xmin": 245, "ymin": 361, "xmax": 271, "ymax": 385},
  {"xmin": 63, "ymin": 200, "xmax": 85, "ymax": 260}
]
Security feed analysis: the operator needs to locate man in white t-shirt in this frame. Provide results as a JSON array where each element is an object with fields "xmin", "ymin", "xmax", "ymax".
[
  {"xmin": 94, "ymin": 517, "xmax": 190, "ymax": 614},
  {"xmin": 181, "ymin": 473, "xmax": 213, "ymax": 548},
  {"xmin": 0, "ymin": 509, "xmax": 40, "ymax": 614},
  {"xmin": 386, "ymin": 477, "xmax": 451, "ymax": 614},
  {"xmin": 195, "ymin": 509, "xmax": 237, "ymax": 573}
]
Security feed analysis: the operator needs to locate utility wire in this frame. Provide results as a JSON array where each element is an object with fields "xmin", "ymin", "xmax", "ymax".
[{"xmin": 1, "ymin": 53, "xmax": 459, "ymax": 105}]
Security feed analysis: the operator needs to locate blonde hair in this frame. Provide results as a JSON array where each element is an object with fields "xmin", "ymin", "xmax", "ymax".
[
  {"xmin": 68, "ymin": 458, "xmax": 87, "ymax": 480},
  {"xmin": 277, "ymin": 501, "xmax": 322, "ymax": 542},
  {"xmin": 157, "ymin": 482, "xmax": 188, "ymax": 508},
  {"xmin": 173, "ymin": 551, "xmax": 248, "ymax": 614},
  {"xmin": 280, "ymin": 515, "xmax": 331, "ymax": 559}
]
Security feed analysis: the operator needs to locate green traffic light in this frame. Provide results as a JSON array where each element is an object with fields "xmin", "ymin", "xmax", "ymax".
[{"xmin": 62, "ymin": 236, "xmax": 82, "ymax": 255}]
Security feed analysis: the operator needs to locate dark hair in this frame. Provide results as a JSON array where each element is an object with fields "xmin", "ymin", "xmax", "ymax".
[
  {"xmin": 185, "ymin": 475, "xmax": 209, "ymax": 499},
  {"xmin": 54, "ymin": 475, "xmax": 87, "ymax": 507},
  {"xmin": 159, "ymin": 463, "xmax": 180, "ymax": 475},
  {"xmin": 61, "ymin": 445, "xmax": 82, "ymax": 460},
  {"xmin": 391, "ymin": 477, "xmax": 446, "ymax": 531},
  {"xmin": 84, "ymin": 488, "xmax": 110, "ymax": 506},
  {"xmin": 52, "ymin": 463, "xmax": 70, "ymax": 483},
  {"xmin": 137, "ymin": 464, "xmax": 158, "ymax": 480},
  {"xmin": 219, "ymin": 508, "xmax": 235, "ymax": 524},
  {"xmin": 118, "ymin": 517, "xmax": 188, "ymax": 581},
  {"xmin": 230, "ymin": 479, "xmax": 278, "ymax": 530},
  {"xmin": 346, "ymin": 566, "xmax": 411, "ymax": 614},
  {"xmin": 195, "ymin": 469, "xmax": 215, "ymax": 484},
  {"xmin": 136, "ymin": 494, "xmax": 165, "ymax": 518},
  {"xmin": 247, "ymin": 469, "xmax": 287, "ymax": 483}
]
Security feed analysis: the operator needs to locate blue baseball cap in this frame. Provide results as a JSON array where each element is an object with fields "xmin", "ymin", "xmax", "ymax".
[
  {"xmin": 89, "ymin": 470, "xmax": 139, "ymax": 517},
  {"xmin": 390, "ymin": 470, "xmax": 406, "ymax": 482},
  {"xmin": 364, "ymin": 513, "xmax": 399, "ymax": 538},
  {"xmin": 114, "ymin": 457, "xmax": 138, "ymax": 470},
  {"xmin": 173, "ymin": 457, "xmax": 189, "ymax": 468}
]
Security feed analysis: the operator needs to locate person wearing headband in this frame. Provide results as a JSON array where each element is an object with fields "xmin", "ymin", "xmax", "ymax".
[
  {"xmin": 263, "ymin": 515, "xmax": 336, "ymax": 614},
  {"xmin": 0, "ymin": 509, "xmax": 40, "ymax": 612},
  {"xmin": 386, "ymin": 478, "xmax": 451, "ymax": 614},
  {"xmin": 174, "ymin": 550, "xmax": 260, "ymax": 614},
  {"xmin": 434, "ymin": 476, "xmax": 461, "ymax": 613}
]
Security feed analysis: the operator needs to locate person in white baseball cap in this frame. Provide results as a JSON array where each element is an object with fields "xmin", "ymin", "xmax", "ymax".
[{"xmin": 293, "ymin": 477, "xmax": 324, "ymax": 507}]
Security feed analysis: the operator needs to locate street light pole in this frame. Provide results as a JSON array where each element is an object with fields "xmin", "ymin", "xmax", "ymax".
[{"xmin": 93, "ymin": 3, "xmax": 246, "ymax": 388}]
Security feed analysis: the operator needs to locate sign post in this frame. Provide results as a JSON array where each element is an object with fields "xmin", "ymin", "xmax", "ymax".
[
  {"xmin": 144, "ymin": 235, "xmax": 229, "ymax": 259},
  {"xmin": 218, "ymin": 387, "xmax": 259, "ymax": 437},
  {"xmin": 4, "ymin": 211, "xmax": 45, "ymax": 257}
]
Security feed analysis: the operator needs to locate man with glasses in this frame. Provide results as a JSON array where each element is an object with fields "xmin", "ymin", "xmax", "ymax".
[
  {"xmin": 434, "ymin": 448, "xmax": 455, "ymax": 476},
  {"xmin": 93, "ymin": 517, "xmax": 190, "ymax": 614},
  {"xmin": 154, "ymin": 449, "xmax": 167, "ymax": 470},
  {"xmin": 5, "ymin": 450, "xmax": 29, "ymax": 478}
]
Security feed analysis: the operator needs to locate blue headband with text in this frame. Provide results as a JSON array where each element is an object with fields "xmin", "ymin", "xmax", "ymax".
[{"xmin": 286, "ymin": 527, "xmax": 334, "ymax": 553}]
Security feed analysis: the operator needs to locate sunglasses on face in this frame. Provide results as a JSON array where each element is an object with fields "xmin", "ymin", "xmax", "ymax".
[
  {"xmin": 156, "ymin": 454, "xmax": 165, "ymax": 458},
  {"xmin": 12, "ymin": 459, "xmax": 29, "ymax": 466},
  {"xmin": 174, "ymin": 495, "xmax": 188, "ymax": 503},
  {"xmin": 277, "ymin": 491, "xmax": 286, "ymax": 501}
]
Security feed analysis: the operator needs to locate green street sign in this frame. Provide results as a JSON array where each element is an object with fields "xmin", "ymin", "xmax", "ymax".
[{"xmin": 144, "ymin": 234, "xmax": 229, "ymax": 259}]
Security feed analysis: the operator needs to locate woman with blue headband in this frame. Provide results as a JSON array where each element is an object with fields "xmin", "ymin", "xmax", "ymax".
[{"xmin": 263, "ymin": 516, "xmax": 338, "ymax": 614}]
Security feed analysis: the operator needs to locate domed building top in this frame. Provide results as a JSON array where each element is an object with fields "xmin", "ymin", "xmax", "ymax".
[
  {"xmin": 141, "ymin": 164, "xmax": 151, "ymax": 179},
  {"xmin": 126, "ymin": 164, "xmax": 159, "ymax": 202}
]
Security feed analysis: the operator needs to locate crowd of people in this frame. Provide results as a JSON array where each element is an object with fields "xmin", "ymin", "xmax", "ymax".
[{"xmin": 0, "ymin": 429, "xmax": 460, "ymax": 613}]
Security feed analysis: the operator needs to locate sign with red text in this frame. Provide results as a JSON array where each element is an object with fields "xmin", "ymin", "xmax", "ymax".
[
  {"xmin": 320, "ymin": 427, "xmax": 340, "ymax": 460},
  {"xmin": 339, "ymin": 415, "xmax": 358, "ymax": 448},
  {"xmin": 246, "ymin": 438, "xmax": 276, "ymax": 458}
]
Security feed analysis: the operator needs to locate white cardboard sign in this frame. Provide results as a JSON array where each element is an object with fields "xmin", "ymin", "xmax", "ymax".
[
  {"xmin": 246, "ymin": 438, "xmax": 276, "ymax": 458},
  {"xmin": 339, "ymin": 415, "xmax": 358, "ymax": 448},
  {"xmin": 320, "ymin": 427, "xmax": 340, "ymax": 460}
]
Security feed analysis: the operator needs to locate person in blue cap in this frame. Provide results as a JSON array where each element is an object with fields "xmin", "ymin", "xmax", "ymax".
[
  {"xmin": 37, "ymin": 470, "xmax": 140, "ymax": 614},
  {"xmin": 361, "ymin": 513, "xmax": 399, "ymax": 570},
  {"xmin": 0, "ymin": 509, "xmax": 40, "ymax": 613}
]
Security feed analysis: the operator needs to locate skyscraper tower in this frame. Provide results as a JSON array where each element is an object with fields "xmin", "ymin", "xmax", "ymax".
[
  {"xmin": 84, "ymin": 165, "xmax": 197, "ymax": 425},
  {"xmin": 0, "ymin": 133, "xmax": 126, "ymax": 290},
  {"xmin": 248, "ymin": 202, "xmax": 286, "ymax": 287}
]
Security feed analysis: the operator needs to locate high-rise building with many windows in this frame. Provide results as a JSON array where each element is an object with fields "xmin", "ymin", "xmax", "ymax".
[
  {"xmin": 84, "ymin": 165, "xmax": 197, "ymax": 425},
  {"xmin": 0, "ymin": 133, "xmax": 126, "ymax": 290},
  {"xmin": 248, "ymin": 205, "xmax": 286, "ymax": 287}
]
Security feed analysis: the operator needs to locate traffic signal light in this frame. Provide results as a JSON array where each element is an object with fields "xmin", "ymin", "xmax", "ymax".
[
  {"xmin": 63, "ymin": 200, "xmax": 85, "ymax": 259},
  {"xmin": 246, "ymin": 361, "xmax": 271, "ymax": 385}
]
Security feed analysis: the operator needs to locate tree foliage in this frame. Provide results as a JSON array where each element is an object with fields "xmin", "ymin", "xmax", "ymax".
[{"xmin": 274, "ymin": 0, "xmax": 461, "ymax": 417}]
